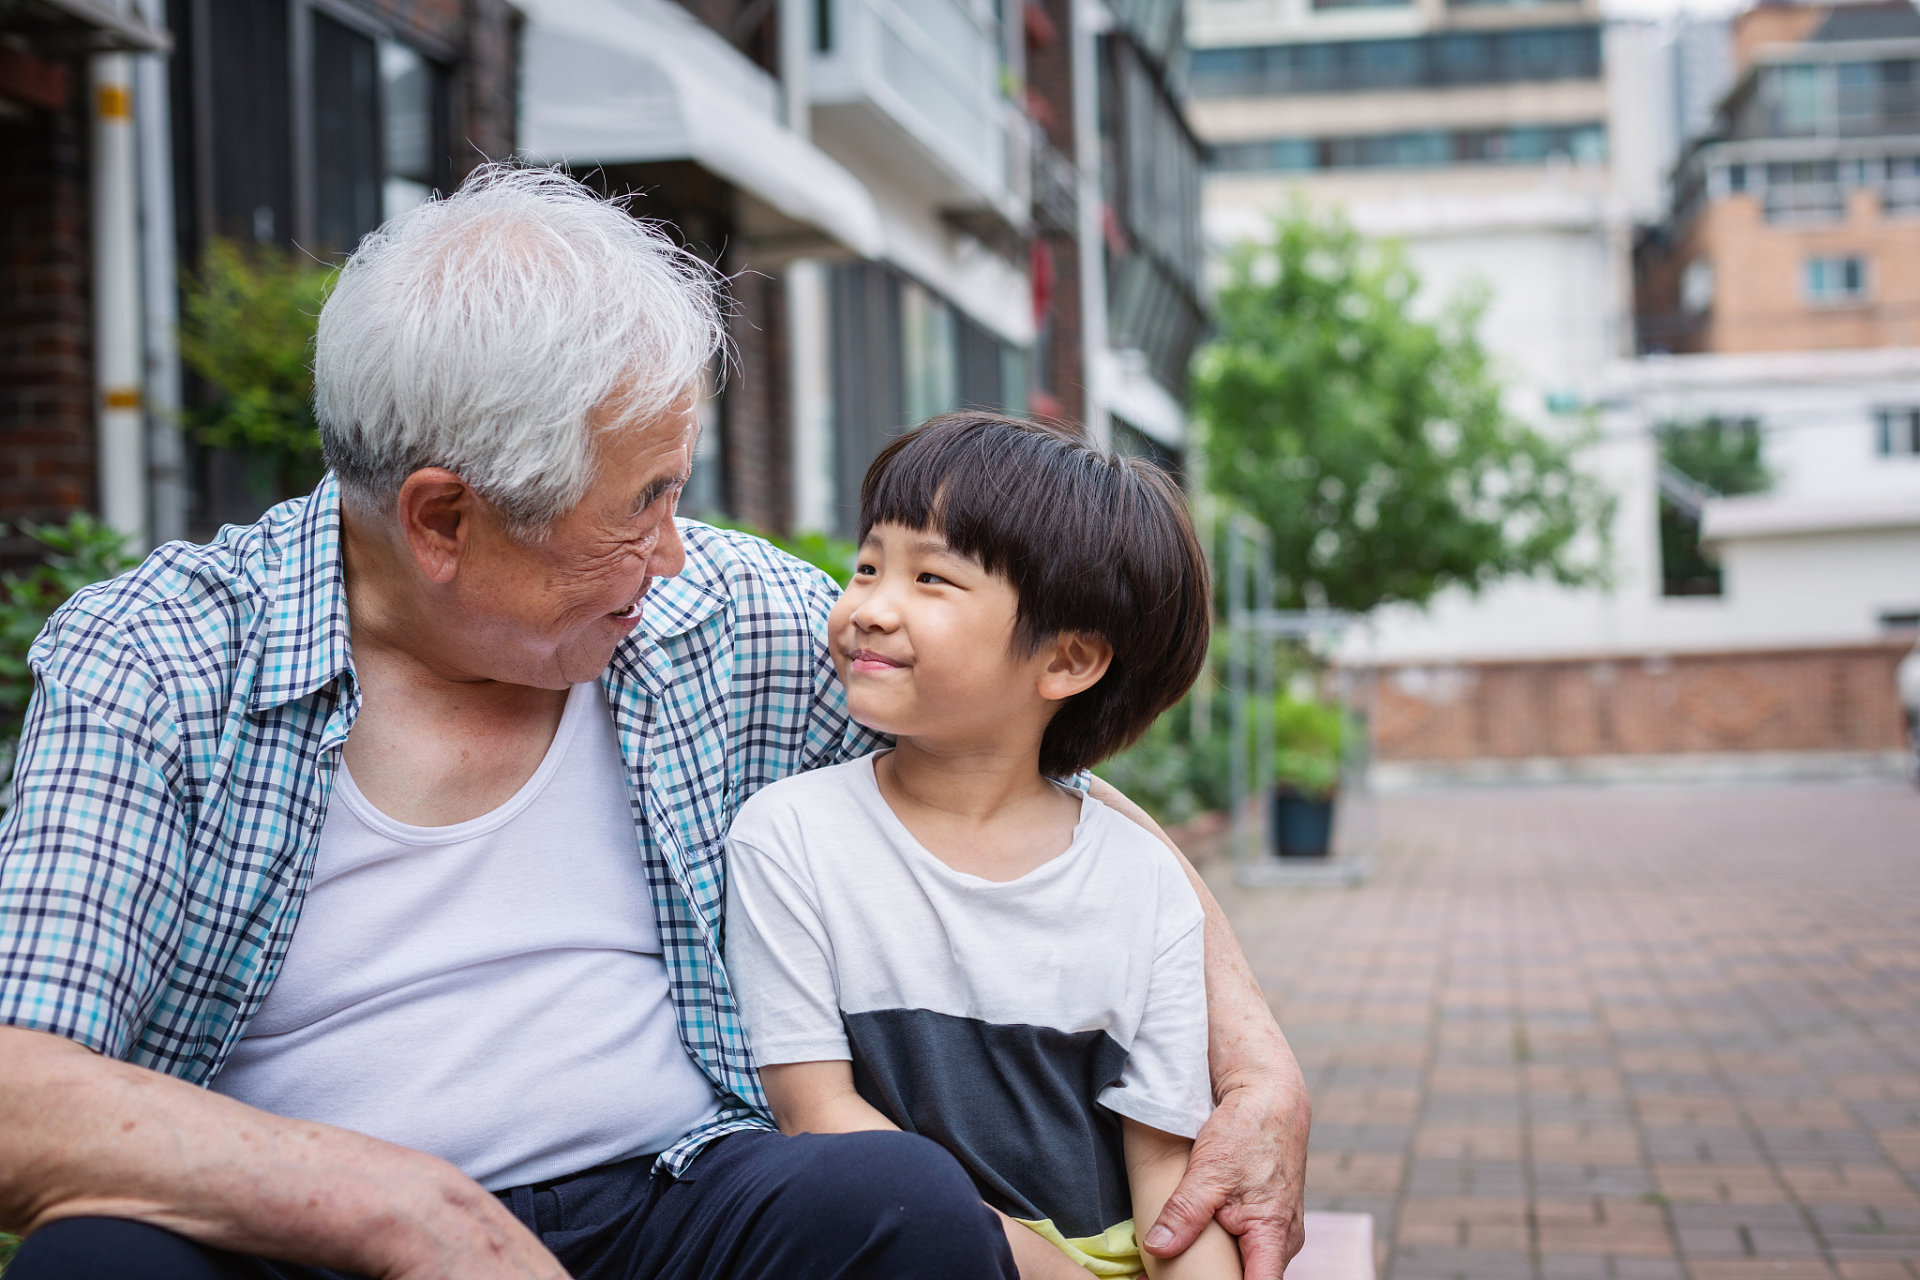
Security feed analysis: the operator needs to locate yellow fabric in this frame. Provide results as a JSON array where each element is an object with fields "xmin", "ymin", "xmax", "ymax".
[{"xmin": 1013, "ymin": 1217, "xmax": 1144, "ymax": 1277}]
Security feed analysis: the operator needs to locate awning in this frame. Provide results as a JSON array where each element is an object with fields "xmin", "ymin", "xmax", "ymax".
[
  {"xmin": 517, "ymin": 0, "xmax": 885, "ymax": 259},
  {"xmin": 0, "ymin": 0, "xmax": 170, "ymax": 52}
]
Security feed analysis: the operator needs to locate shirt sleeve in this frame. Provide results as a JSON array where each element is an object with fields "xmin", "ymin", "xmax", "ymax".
[
  {"xmin": 0, "ymin": 635, "xmax": 190, "ymax": 1061},
  {"xmin": 1097, "ymin": 890, "xmax": 1212, "ymax": 1140},
  {"xmin": 723, "ymin": 806, "xmax": 852, "ymax": 1066}
]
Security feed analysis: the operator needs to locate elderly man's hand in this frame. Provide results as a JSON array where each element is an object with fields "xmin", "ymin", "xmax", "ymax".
[{"xmin": 1140, "ymin": 1063, "xmax": 1311, "ymax": 1278}]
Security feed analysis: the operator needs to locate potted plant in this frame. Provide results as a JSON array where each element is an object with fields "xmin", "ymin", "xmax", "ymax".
[{"xmin": 1269, "ymin": 693, "xmax": 1345, "ymax": 858}]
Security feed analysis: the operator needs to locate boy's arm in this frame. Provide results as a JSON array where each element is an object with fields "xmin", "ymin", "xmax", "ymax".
[
  {"xmin": 1086, "ymin": 777, "xmax": 1310, "ymax": 1277},
  {"xmin": 757, "ymin": 1062, "xmax": 1087, "ymax": 1280},
  {"xmin": 757, "ymin": 1061, "xmax": 895, "ymax": 1136},
  {"xmin": 1124, "ymin": 1118, "xmax": 1245, "ymax": 1280}
]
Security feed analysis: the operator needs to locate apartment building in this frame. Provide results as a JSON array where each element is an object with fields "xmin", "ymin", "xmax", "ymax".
[
  {"xmin": 1182, "ymin": 0, "xmax": 1915, "ymax": 781},
  {"xmin": 1638, "ymin": 0, "xmax": 1920, "ymax": 355},
  {"xmin": 1186, "ymin": 0, "xmax": 1664, "ymax": 420},
  {"xmin": 521, "ymin": 0, "xmax": 1203, "ymax": 537}
]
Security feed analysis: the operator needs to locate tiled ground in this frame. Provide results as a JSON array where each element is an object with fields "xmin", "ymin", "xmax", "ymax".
[{"xmin": 1204, "ymin": 781, "xmax": 1920, "ymax": 1280}]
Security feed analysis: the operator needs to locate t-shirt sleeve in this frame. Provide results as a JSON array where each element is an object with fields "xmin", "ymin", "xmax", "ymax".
[
  {"xmin": 1097, "ymin": 882, "xmax": 1212, "ymax": 1140},
  {"xmin": 723, "ymin": 802, "xmax": 851, "ymax": 1067}
]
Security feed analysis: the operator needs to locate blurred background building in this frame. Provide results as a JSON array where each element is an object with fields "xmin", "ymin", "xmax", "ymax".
[
  {"xmin": 1, "ymin": 0, "xmax": 1206, "ymax": 556},
  {"xmin": 1185, "ymin": 0, "xmax": 1919, "ymax": 784}
]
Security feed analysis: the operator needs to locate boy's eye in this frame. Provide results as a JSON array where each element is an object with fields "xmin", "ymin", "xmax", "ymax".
[
  {"xmin": 855, "ymin": 562, "xmax": 877, "ymax": 577},
  {"xmin": 916, "ymin": 572, "xmax": 948, "ymax": 586}
]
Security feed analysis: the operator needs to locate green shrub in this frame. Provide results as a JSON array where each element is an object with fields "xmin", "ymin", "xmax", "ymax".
[
  {"xmin": 0, "ymin": 515, "xmax": 137, "ymax": 796},
  {"xmin": 702, "ymin": 518, "xmax": 857, "ymax": 588},
  {"xmin": 179, "ymin": 240, "xmax": 337, "ymax": 499},
  {"xmin": 1, "ymin": 1230, "xmax": 15, "ymax": 1270}
]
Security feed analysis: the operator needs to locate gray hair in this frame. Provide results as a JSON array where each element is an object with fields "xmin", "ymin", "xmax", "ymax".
[{"xmin": 314, "ymin": 164, "xmax": 726, "ymax": 533}]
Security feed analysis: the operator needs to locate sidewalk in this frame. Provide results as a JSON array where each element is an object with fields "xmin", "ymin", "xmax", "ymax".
[{"xmin": 1205, "ymin": 781, "xmax": 1920, "ymax": 1280}]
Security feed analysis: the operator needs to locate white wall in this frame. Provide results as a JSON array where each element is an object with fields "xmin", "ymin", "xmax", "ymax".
[{"xmin": 1350, "ymin": 348, "xmax": 1920, "ymax": 664}]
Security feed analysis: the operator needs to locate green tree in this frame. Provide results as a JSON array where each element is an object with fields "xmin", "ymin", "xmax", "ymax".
[
  {"xmin": 179, "ymin": 240, "xmax": 337, "ymax": 498},
  {"xmin": 1194, "ymin": 205, "xmax": 1612, "ymax": 613}
]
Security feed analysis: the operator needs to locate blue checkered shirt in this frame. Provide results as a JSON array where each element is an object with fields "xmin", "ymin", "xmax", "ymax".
[{"xmin": 0, "ymin": 476, "xmax": 883, "ymax": 1176}]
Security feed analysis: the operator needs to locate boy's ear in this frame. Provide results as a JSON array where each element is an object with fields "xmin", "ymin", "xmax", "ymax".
[{"xmin": 1037, "ymin": 632, "xmax": 1113, "ymax": 703}]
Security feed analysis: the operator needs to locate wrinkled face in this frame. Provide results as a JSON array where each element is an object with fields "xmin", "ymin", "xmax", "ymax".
[
  {"xmin": 828, "ymin": 520, "xmax": 1051, "ymax": 746},
  {"xmin": 453, "ymin": 397, "xmax": 698, "ymax": 689}
]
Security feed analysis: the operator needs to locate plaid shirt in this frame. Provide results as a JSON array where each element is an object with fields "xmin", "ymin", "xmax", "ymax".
[{"xmin": 0, "ymin": 477, "xmax": 882, "ymax": 1176}]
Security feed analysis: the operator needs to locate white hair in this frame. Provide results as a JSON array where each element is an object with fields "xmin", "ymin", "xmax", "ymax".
[{"xmin": 314, "ymin": 164, "xmax": 726, "ymax": 533}]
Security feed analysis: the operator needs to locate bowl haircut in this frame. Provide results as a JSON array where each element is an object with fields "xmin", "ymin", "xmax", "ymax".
[{"xmin": 859, "ymin": 413, "xmax": 1212, "ymax": 778}]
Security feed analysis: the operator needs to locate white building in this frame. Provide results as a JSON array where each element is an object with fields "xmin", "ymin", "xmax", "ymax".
[{"xmin": 1358, "ymin": 346, "xmax": 1920, "ymax": 665}]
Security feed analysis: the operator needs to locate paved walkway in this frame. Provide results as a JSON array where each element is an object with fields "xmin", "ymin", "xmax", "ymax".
[{"xmin": 1204, "ymin": 781, "xmax": 1920, "ymax": 1280}]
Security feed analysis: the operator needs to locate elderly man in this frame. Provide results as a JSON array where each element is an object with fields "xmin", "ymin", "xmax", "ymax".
[{"xmin": 0, "ymin": 167, "xmax": 1309, "ymax": 1279}]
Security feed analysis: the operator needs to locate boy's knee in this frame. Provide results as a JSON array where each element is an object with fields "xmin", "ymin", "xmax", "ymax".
[{"xmin": 781, "ymin": 1131, "xmax": 1015, "ymax": 1277}]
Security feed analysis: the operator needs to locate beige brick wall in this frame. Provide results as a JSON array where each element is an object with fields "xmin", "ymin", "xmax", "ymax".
[
  {"xmin": 1362, "ymin": 643, "xmax": 1911, "ymax": 762},
  {"xmin": 1641, "ymin": 192, "xmax": 1920, "ymax": 354}
]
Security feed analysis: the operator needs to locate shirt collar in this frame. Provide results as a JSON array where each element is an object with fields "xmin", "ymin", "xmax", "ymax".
[{"xmin": 249, "ymin": 474, "xmax": 355, "ymax": 713}]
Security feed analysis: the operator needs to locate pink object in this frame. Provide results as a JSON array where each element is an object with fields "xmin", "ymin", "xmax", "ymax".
[{"xmin": 1286, "ymin": 1212, "xmax": 1376, "ymax": 1280}]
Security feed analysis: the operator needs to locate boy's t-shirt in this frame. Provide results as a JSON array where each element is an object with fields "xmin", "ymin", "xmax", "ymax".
[{"xmin": 724, "ymin": 753, "xmax": 1212, "ymax": 1257}]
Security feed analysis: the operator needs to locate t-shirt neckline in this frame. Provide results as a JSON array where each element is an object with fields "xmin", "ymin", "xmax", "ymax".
[
  {"xmin": 854, "ymin": 752, "xmax": 1099, "ymax": 888},
  {"xmin": 332, "ymin": 682, "xmax": 601, "ymax": 846}
]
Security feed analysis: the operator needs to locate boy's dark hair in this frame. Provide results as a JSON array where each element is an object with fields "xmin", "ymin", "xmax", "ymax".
[{"xmin": 860, "ymin": 413, "xmax": 1211, "ymax": 777}]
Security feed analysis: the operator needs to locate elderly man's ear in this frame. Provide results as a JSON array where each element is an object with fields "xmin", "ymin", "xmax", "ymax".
[{"xmin": 395, "ymin": 468, "xmax": 480, "ymax": 585}]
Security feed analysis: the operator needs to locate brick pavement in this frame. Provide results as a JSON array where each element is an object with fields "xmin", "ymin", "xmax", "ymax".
[{"xmin": 1204, "ymin": 781, "xmax": 1920, "ymax": 1280}]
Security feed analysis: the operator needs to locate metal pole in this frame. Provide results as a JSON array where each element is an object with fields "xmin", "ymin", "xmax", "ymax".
[
  {"xmin": 1251, "ymin": 519, "xmax": 1275, "ymax": 861},
  {"xmin": 92, "ymin": 53, "xmax": 149, "ymax": 550},
  {"xmin": 1226, "ymin": 519, "xmax": 1248, "ymax": 874},
  {"xmin": 1192, "ymin": 497, "xmax": 1214, "ymax": 744}
]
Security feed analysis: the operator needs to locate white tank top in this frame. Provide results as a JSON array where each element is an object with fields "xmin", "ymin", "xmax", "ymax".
[{"xmin": 210, "ymin": 681, "xmax": 722, "ymax": 1189}]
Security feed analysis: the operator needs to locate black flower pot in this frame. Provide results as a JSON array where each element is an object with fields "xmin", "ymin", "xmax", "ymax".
[{"xmin": 1270, "ymin": 788, "xmax": 1336, "ymax": 859}]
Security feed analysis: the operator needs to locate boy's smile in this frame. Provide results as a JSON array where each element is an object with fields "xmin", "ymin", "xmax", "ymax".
[{"xmin": 828, "ymin": 521, "xmax": 1044, "ymax": 748}]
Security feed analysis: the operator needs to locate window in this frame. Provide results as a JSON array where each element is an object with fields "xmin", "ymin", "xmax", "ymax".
[
  {"xmin": 1188, "ymin": 26, "xmax": 1600, "ymax": 98},
  {"xmin": 183, "ymin": 0, "xmax": 451, "ymax": 259},
  {"xmin": 1681, "ymin": 258, "xmax": 1714, "ymax": 314},
  {"xmin": 1805, "ymin": 255, "xmax": 1868, "ymax": 302},
  {"xmin": 1208, "ymin": 122, "xmax": 1606, "ymax": 173},
  {"xmin": 1878, "ymin": 407, "xmax": 1920, "ymax": 455},
  {"xmin": 312, "ymin": 23, "xmax": 449, "ymax": 254}
]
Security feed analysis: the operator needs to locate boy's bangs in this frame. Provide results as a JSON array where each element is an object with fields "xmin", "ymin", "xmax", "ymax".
[{"xmin": 859, "ymin": 419, "xmax": 1095, "ymax": 584}]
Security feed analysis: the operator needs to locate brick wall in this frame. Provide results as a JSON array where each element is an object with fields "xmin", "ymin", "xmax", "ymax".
[
  {"xmin": 1639, "ymin": 190, "xmax": 1920, "ymax": 354},
  {"xmin": 1364, "ymin": 643, "xmax": 1911, "ymax": 762},
  {"xmin": 0, "ymin": 63, "xmax": 93, "ymax": 567}
]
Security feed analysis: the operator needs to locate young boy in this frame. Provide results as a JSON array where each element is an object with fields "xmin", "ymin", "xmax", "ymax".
[{"xmin": 723, "ymin": 414, "xmax": 1238, "ymax": 1279}]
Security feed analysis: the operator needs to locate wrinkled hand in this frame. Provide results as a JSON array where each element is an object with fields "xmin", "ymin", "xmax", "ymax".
[{"xmin": 1141, "ymin": 1070, "xmax": 1311, "ymax": 1279}]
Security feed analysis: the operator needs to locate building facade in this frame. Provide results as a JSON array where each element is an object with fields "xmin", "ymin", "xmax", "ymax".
[
  {"xmin": 1187, "ymin": 0, "xmax": 1664, "ymax": 424},
  {"xmin": 1638, "ymin": 1, "xmax": 1920, "ymax": 356},
  {"xmin": 1, "ymin": 0, "xmax": 169, "ymax": 566}
]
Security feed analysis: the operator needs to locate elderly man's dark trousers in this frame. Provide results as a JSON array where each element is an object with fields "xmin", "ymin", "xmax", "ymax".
[{"xmin": 9, "ymin": 1130, "xmax": 1017, "ymax": 1280}]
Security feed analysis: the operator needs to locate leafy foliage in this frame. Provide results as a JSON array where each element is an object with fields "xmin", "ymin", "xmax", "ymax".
[
  {"xmin": 702, "ymin": 518, "xmax": 858, "ymax": 587},
  {"xmin": 1272, "ymin": 693, "xmax": 1348, "ymax": 800},
  {"xmin": 179, "ymin": 240, "xmax": 336, "ymax": 497},
  {"xmin": 1193, "ymin": 204, "xmax": 1612, "ymax": 614},
  {"xmin": 0, "ymin": 515, "xmax": 136, "ymax": 795},
  {"xmin": 1095, "ymin": 669, "xmax": 1352, "ymax": 824},
  {"xmin": 1656, "ymin": 416, "xmax": 1772, "ymax": 597},
  {"xmin": 1658, "ymin": 417, "xmax": 1771, "ymax": 497}
]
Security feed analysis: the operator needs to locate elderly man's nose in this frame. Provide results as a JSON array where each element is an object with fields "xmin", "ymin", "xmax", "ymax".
[{"xmin": 650, "ymin": 515, "xmax": 688, "ymax": 580}]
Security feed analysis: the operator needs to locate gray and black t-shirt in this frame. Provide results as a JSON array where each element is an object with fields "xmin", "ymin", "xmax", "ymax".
[{"xmin": 724, "ymin": 754, "xmax": 1211, "ymax": 1247}]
